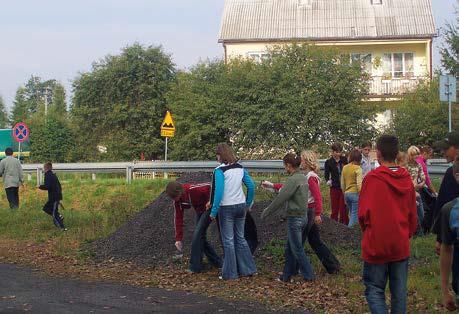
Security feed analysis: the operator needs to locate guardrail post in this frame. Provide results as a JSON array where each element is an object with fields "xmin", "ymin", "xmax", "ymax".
[
  {"xmin": 27, "ymin": 174, "xmax": 32, "ymax": 181},
  {"xmin": 91, "ymin": 173, "xmax": 96, "ymax": 181},
  {"xmin": 126, "ymin": 166, "xmax": 133, "ymax": 184},
  {"xmin": 36, "ymin": 167, "xmax": 42, "ymax": 187}
]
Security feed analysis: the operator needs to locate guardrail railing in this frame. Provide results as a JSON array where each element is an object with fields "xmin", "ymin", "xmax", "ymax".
[{"xmin": 22, "ymin": 160, "xmax": 450, "ymax": 186}]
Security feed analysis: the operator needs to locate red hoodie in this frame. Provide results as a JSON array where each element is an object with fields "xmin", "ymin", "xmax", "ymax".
[
  {"xmin": 358, "ymin": 166, "xmax": 417, "ymax": 264},
  {"xmin": 174, "ymin": 183, "xmax": 211, "ymax": 242}
]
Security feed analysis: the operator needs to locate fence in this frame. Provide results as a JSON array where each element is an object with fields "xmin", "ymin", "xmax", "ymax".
[{"xmin": 22, "ymin": 160, "xmax": 450, "ymax": 186}]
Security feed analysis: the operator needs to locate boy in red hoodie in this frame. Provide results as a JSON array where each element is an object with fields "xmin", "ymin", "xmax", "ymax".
[
  {"xmin": 358, "ymin": 135, "xmax": 417, "ymax": 313},
  {"xmin": 166, "ymin": 182, "xmax": 222, "ymax": 273}
]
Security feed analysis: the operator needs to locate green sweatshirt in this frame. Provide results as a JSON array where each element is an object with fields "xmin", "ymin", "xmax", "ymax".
[{"xmin": 261, "ymin": 170, "xmax": 309, "ymax": 220}]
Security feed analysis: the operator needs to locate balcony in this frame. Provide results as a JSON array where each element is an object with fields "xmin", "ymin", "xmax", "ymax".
[{"xmin": 368, "ymin": 76, "xmax": 428, "ymax": 99}]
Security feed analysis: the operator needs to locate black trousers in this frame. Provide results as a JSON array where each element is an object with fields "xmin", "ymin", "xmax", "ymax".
[
  {"xmin": 303, "ymin": 214, "xmax": 341, "ymax": 274},
  {"xmin": 43, "ymin": 200, "xmax": 65, "ymax": 229},
  {"xmin": 5, "ymin": 187, "xmax": 19, "ymax": 209}
]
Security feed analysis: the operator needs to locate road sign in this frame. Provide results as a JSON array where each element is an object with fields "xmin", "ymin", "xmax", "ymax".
[
  {"xmin": 440, "ymin": 75, "xmax": 457, "ymax": 132},
  {"xmin": 12, "ymin": 122, "xmax": 29, "ymax": 143},
  {"xmin": 440, "ymin": 75, "xmax": 456, "ymax": 102},
  {"xmin": 160, "ymin": 111, "xmax": 175, "ymax": 138}
]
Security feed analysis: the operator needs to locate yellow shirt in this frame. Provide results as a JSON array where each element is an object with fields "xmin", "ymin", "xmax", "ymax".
[{"xmin": 340, "ymin": 163, "xmax": 362, "ymax": 193}]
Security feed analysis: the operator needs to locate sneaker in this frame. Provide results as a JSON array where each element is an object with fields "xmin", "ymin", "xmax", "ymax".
[
  {"xmin": 62, "ymin": 228, "xmax": 68, "ymax": 232},
  {"xmin": 218, "ymin": 276, "xmax": 223, "ymax": 280}
]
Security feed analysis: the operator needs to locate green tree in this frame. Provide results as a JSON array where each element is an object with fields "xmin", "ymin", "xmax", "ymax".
[
  {"xmin": 390, "ymin": 80, "xmax": 450, "ymax": 150},
  {"xmin": 168, "ymin": 44, "xmax": 375, "ymax": 160},
  {"xmin": 0, "ymin": 96, "xmax": 9, "ymax": 128},
  {"xmin": 440, "ymin": 6, "xmax": 459, "ymax": 75},
  {"xmin": 71, "ymin": 43, "xmax": 176, "ymax": 161},
  {"xmin": 28, "ymin": 111, "xmax": 75, "ymax": 163},
  {"xmin": 51, "ymin": 84, "xmax": 67, "ymax": 115},
  {"xmin": 10, "ymin": 87, "xmax": 29, "ymax": 124}
]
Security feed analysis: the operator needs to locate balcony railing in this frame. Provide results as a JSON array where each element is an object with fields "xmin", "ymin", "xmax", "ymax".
[{"xmin": 368, "ymin": 76, "xmax": 427, "ymax": 97}]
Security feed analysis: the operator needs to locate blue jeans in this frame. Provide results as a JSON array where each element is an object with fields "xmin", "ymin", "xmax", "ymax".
[
  {"xmin": 281, "ymin": 215, "xmax": 315, "ymax": 281},
  {"xmin": 345, "ymin": 192, "xmax": 359, "ymax": 228},
  {"xmin": 416, "ymin": 196, "xmax": 424, "ymax": 236},
  {"xmin": 189, "ymin": 211, "xmax": 222, "ymax": 272},
  {"xmin": 219, "ymin": 203, "xmax": 257, "ymax": 280},
  {"xmin": 363, "ymin": 259, "xmax": 408, "ymax": 314}
]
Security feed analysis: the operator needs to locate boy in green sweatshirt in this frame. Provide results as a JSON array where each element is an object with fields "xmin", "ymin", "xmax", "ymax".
[{"xmin": 262, "ymin": 153, "xmax": 315, "ymax": 282}]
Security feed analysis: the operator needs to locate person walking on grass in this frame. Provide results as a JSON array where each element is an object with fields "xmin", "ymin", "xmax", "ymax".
[
  {"xmin": 434, "ymin": 157, "xmax": 459, "ymax": 311},
  {"xmin": 324, "ymin": 143, "xmax": 348, "ymax": 225},
  {"xmin": 406, "ymin": 146, "xmax": 426, "ymax": 236},
  {"xmin": 261, "ymin": 150, "xmax": 340, "ymax": 274},
  {"xmin": 341, "ymin": 149, "xmax": 362, "ymax": 228},
  {"xmin": 39, "ymin": 162, "xmax": 66, "ymax": 231},
  {"xmin": 165, "ymin": 181, "xmax": 222, "ymax": 273},
  {"xmin": 359, "ymin": 135, "xmax": 417, "ymax": 314},
  {"xmin": 0, "ymin": 147, "xmax": 23, "ymax": 209},
  {"xmin": 262, "ymin": 153, "xmax": 315, "ymax": 282},
  {"xmin": 209, "ymin": 143, "xmax": 256, "ymax": 280}
]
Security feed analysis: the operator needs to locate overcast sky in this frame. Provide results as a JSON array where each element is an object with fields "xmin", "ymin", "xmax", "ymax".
[{"xmin": 0, "ymin": 0, "xmax": 456, "ymax": 110}]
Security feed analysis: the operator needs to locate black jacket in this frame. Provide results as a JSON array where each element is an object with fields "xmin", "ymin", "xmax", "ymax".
[
  {"xmin": 39, "ymin": 170, "xmax": 63, "ymax": 202},
  {"xmin": 324, "ymin": 156, "xmax": 348, "ymax": 189},
  {"xmin": 433, "ymin": 166, "xmax": 459, "ymax": 242}
]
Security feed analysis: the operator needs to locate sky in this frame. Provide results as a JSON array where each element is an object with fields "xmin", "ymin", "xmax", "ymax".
[{"xmin": 0, "ymin": 0, "xmax": 456, "ymax": 111}]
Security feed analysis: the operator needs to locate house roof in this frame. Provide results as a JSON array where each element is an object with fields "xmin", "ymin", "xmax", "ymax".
[{"xmin": 219, "ymin": 0, "xmax": 436, "ymax": 43}]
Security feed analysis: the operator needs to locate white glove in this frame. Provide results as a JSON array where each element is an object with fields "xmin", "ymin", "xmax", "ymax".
[
  {"xmin": 326, "ymin": 180, "xmax": 332, "ymax": 186},
  {"xmin": 175, "ymin": 241, "xmax": 183, "ymax": 252}
]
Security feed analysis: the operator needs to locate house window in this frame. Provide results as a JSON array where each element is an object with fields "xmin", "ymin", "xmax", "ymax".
[
  {"xmin": 351, "ymin": 53, "xmax": 373, "ymax": 73},
  {"xmin": 382, "ymin": 53, "xmax": 415, "ymax": 78},
  {"xmin": 247, "ymin": 52, "xmax": 270, "ymax": 62}
]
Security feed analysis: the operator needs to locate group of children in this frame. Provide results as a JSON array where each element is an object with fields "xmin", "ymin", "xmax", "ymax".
[{"xmin": 165, "ymin": 131, "xmax": 459, "ymax": 312}]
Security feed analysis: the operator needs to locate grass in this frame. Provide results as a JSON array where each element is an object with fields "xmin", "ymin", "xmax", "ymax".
[{"xmin": 0, "ymin": 174, "xmax": 450, "ymax": 312}]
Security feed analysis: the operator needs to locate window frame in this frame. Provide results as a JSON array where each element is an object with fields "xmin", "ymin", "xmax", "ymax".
[
  {"xmin": 382, "ymin": 52, "xmax": 415, "ymax": 79},
  {"xmin": 350, "ymin": 52, "xmax": 373, "ymax": 74},
  {"xmin": 247, "ymin": 51, "xmax": 270, "ymax": 62}
]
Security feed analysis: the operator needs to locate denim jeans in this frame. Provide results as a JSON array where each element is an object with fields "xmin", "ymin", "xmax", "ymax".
[
  {"xmin": 281, "ymin": 215, "xmax": 315, "ymax": 281},
  {"xmin": 345, "ymin": 192, "xmax": 359, "ymax": 228},
  {"xmin": 189, "ymin": 210, "xmax": 222, "ymax": 273},
  {"xmin": 416, "ymin": 196, "xmax": 424, "ymax": 236},
  {"xmin": 363, "ymin": 259, "xmax": 408, "ymax": 314},
  {"xmin": 219, "ymin": 203, "xmax": 257, "ymax": 280}
]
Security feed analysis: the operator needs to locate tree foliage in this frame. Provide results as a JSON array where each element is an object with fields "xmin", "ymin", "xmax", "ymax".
[
  {"xmin": 0, "ymin": 96, "xmax": 9, "ymax": 128},
  {"xmin": 168, "ymin": 44, "xmax": 375, "ymax": 160},
  {"xmin": 71, "ymin": 43, "xmax": 176, "ymax": 161},
  {"xmin": 440, "ymin": 6, "xmax": 459, "ymax": 76},
  {"xmin": 389, "ymin": 80, "xmax": 450, "ymax": 150}
]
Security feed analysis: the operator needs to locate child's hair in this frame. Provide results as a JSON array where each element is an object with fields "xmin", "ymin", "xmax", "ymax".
[
  {"xmin": 283, "ymin": 153, "xmax": 301, "ymax": 168},
  {"xmin": 165, "ymin": 181, "xmax": 184, "ymax": 199},
  {"xmin": 376, "ymin": 135, "xmax": 399, "ymax": 162},
  {"xmin": 419, "ymin": 145, "xmax": 433, "ymax": 155},
  {"xmin": 407, "ymin": 145, "xmax": 420, "ymax": 162},
  {"xmin": 454, "ymin": 156, "xmax": 459, "ymax": 175},
  {"xmin": 216, "ymin": 143, "xmax": 237, "ymax": 164},
  {"xmin": 301, "ymin": 150, "xmax": 320, "ymax": 173},
  {"xmin": 44, "ymin": 162, "xmax": 53, "ymax": 170},
  {"xmin": 361, "ymin": 141, "xmax": 372, "ymax": 149},
  {"xmin": 349, "ymin": 149, "xmax": 362, "ymax": 164},
  {"xmin": 396, "ymin": 151, "xmax": 408, "ymax": 167},
  {"xmin": 331, "ymin": 142, "xmax": 343, "ymax": 152}
]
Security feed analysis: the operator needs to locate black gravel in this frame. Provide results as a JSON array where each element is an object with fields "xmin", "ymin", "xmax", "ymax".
[{"xmin": 92, "ymin": 172, "xmax": 361, "ymax": 266}]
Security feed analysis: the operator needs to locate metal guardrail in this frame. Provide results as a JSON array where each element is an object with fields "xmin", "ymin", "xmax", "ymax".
[{"xmin": 23, "ymin": 159, "xmax": 450, "ymax": 185}]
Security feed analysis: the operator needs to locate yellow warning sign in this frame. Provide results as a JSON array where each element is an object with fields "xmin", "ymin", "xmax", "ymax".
[{"xmin": 160, "ymin": 111, "xmax": 175, "ymax": 137}]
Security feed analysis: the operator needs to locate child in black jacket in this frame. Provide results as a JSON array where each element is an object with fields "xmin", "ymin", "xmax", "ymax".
[{"xmin": 39, "ymin": 162, "xmax": 66, "ymax": 230}]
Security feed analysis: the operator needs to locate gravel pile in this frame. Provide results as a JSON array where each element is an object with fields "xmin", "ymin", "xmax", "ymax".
[{"xmin": 93, "ymin": 172, "xmax": 361, "ymax": 266}]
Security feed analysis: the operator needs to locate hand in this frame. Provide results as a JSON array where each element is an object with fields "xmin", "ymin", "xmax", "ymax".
[
  {"xmin": 435, "ymin": 241, "xmax": 441, "ymax": 256},
  {"xmin": 261, "ymin": 180, "xmax": 274, "ymax": 189},
  {"xmin": 326, "ymin": 180, "xmax": 332, "ymax": 187},
  {"xmin": 209, "ymin": 215, "xmax": 216, "ymax": 221},
  {"xmin": 314, "ymin": 215, "xmax": 322, "ymax": 225},
  {"xmin": 443, "ymin": 291, "xmax": 457, "ymax": 311},
  {"xmin": 205, "ymin": 202, "xmax": 211, "ymax": 210},
  {"xmin": 175, "ymin": 241, "xmax": 183, "ymax": 252}
]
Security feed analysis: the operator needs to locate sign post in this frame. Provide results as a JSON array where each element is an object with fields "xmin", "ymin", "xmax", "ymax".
[
  {"xmin": 160, "ymin": 111, "xmax": 175, "ymax": 178},
  {"xmin": 440, "ymin": 75, "xmax": 457, "ymax": 132},
  {"xmin": 12, "ymin": 122, "xmax": 30, "ymax": 162}
]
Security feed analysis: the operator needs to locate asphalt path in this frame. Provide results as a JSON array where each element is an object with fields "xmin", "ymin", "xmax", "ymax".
[{"xmin": 0, "ymin": 264, "xmax": 271, "ymax": 313}]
